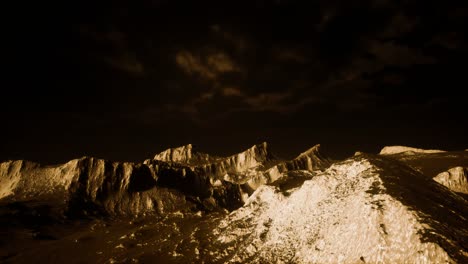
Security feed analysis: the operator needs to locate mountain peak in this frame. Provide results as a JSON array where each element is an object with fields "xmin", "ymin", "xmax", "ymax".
[
  {"xmin": 296, "ymin": 144, "xmax": 321, "ymax": 157},
  {"xmin": 248, "ymin": 141, "xmax": 273, "ymax": 157},
  {"xmin": 153, "ymin": 144, "xmax": 219, "ymax": 165}
]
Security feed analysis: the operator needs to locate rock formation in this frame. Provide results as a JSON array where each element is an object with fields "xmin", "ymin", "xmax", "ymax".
[
  {"xmin": 0, "ymin": 142, "xmax": 331, "ymax": 217},
  {"xmin": 1, "ymin": 145, "xmax": 468, "ymax": 263},
  {"xmin": 240, "ymin": 144, "xmax": 331, "ymax": 192},
  {"xmin": 153, "ymin": 144, "xmax": 220, "ymax": 166},
  {"xmin": 380, "ymin": 145, "xmax": 446, "ymax": 155},
  {"xmin": 434, "ymin": 167, "xmax": 468, "ymax": 194},
  {"xmin": 150, "ymin": 142, "xmax": 277, "ymax": 178},
  {"xmin": 0, "ymin": 157, "xmax": 194, "ymax": 216}
]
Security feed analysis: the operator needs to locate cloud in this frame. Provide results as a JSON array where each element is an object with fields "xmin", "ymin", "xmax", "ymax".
[
  {"xmin": 206, "ymin": 52, "xmax": 239, "ymax": 73},
  {"xmin": 78, "ymin": 27, "xmax": 127, "ymax": 49},
  {"xmin": 175, "ymin": 51, "xmax": 216, "ymax": 80},
  {"xmin": 379, "ymin": 12, "xmax": 419, "ymax": 38},
  {"xmin": 211, "ymin": 24, "xmax": 249, "ymax": 52},
  {"xmin": 430, "ymin": 32, "xmax": 464, "ymax": 50},
  {"xmin": 222, "ymin": 87, "xmax": 243, "ymax": 97},
  {"xmin": 244, "ymin": 92, "xmax": 291, "ymax": 110},
  {"xmin": 273, "ymin": 48, "xmax": 308, "ymax": 64},
  {"xmin": 78, "ymin": 27, "xmax": 145, "ymax": 74},
  {"xmin": 104, "ymin": 52, "xmax": 144, "ymax": 74},
  {"xmin": 175, "ymin": 50, "xmax": 240, "ymax": 81},
  {"xmin": 368, "ymin": 40, "xmax": 435, "ymax": 66}
]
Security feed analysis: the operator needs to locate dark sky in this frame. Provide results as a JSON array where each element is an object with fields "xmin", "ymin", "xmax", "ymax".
[{"xmin": 3, "ymin": 0, "xmax": 468, "ymax": 164}]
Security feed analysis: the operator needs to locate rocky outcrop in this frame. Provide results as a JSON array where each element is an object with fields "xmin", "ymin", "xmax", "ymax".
[
  {"xmin": 201, "ymin": 142, "xmax": 276, "ymax": 175},
  {"xmin": 150, "ymin": 143, "xmax": 332, "ymax": 202},
  {"xmin": 380, "ymin": 145, "xmax": 446, "ymax": 155},
  {"xmin": 241, "ymin": 144, "xmax": 331, "ymax": 192},
  {"xmin": 0, "ymin": 142, "xmax": 332, "ymax": 217},
  {"xmin": 153, "ymin": 144, "xmax": 220, "ymax": 166},
  {"xmin": 380, "ymin": 146, "xmax": 446, "ymax": 155},
  {"xmin": 0, "ymin": 160, "xmax": 78, "ymax": 200},
  {"xmin": 434, "ymin": 167, "xmax": 468, "ymax": 194},
  {"xmin": 0, "ymin": 158, "xmax": 190, "ymax": 216},
  {"xmin": 152, "ymin": 142, "xmax": 277, "ymax": 178},
  {"xmin": 209, "ymin": 155, "xmax": 468, "ymax": 263}
]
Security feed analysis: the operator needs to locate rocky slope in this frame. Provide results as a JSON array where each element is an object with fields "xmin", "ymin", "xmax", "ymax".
[{"xmin": 210, "ymin": 154, "xmax": 468, "ymax": 263}]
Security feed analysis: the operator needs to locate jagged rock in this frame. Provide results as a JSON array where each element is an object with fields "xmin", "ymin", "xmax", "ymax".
[
  {"xmin": 149, "ymin": 143, "xmax": 331, "ymax": 204},
  {"xmin": 0, "ymin": 142, "xmax": 331, "ymax": 217},
  {"xmin": 380, "ymin": 145, "xmax": 446, "ymax": 155},
  {"xmin": 149, "ymin": 142, "xmax": 277, "ymax": 179},
  {"xmin": 0, "ymin": 159, "xmax": 78, "ymax": 200},
  {"xmin": 153, "ymin": 144, "xmax": 220, "ymax": 166},
  {"xmin": 210, "ymin": 155, "xmax": 468, "ymax": 263},
  {"xmin": 434, "ymin": 167, "xmax": 468, "ymax": 194},
  {"xmin": 242, "ymin": 144, "xmax": 331, "ymax": 192},
  {"xmin": 202, "ymin": 142, "xmax": 276, "ymax": 175},
  {"xmin": 0, "ymin": 157, "xmax": 193, "ymax": 216},
  {"xmin": 2, "ymin": 145, "xmax": 468, "ymax": 263}
]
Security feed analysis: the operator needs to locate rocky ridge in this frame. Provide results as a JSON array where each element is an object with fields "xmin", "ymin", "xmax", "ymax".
[
  {"xmin": 153, "ymin": 144, "xmax": 221, "ymax": 166},
  {"xmin": 0, "ymin": 142, "xmax": 330, "ymax": 217},
  {"xmin": 1, "ymin": 145, "xmax": 468, "ymax": 263},
  {"xmin": 380, "ymin": 145, "xmax": 446, "ymax": 155}
]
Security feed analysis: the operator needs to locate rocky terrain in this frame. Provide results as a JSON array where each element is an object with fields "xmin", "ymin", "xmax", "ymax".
[{"xmin": 1, "ymin": 144, "xmax": 467, "ymax": 263}]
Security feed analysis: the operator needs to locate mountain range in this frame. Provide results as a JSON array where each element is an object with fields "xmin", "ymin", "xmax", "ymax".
[{"xmin": 0, "ymin": 144, "xmax": 467, "ymax": 263}]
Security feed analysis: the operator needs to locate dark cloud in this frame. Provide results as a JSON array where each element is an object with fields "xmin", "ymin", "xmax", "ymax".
[
  {"xmin": 104, "ymin": 52, "xmax": 145, "ymax": 74},
  {"xmin": 175, "ymin": 50, "xmax": 240, "ymax": 80},
  {"xmin": 367, "ymin": 40, "xmax": 435, "ymax": 67},
  {"xmin": 221, "ymin": 87, "xmax": 243, "ymax": 97},
  {"xmin": 3, "ymin": 0, "xmax": 468, "ymax": 163}
]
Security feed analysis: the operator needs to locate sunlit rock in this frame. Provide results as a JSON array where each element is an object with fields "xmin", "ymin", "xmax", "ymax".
[
  {"xmin": 434, "ymin": 166, "xmax": 468, "ymax": 194},
  {"xmin": 212, "ymin": 155, "xmax": 468, "ymax": 263},
  {"xmin": 380, "ymin": 145, "xmax": 446, "ymax": 155}
]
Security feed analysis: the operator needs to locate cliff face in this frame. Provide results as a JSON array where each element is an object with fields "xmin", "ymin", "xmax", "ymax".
[
  {"xmin": 0, "ymin": 160, "xmax": 78, "ymax": 200},
  {"xmin": 0, "ymin": 142, "xmax": 331, "ymax": 217},
  {"xmin": 0, "ymin": 158, "xmax": 197, "ymax": 216}
]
